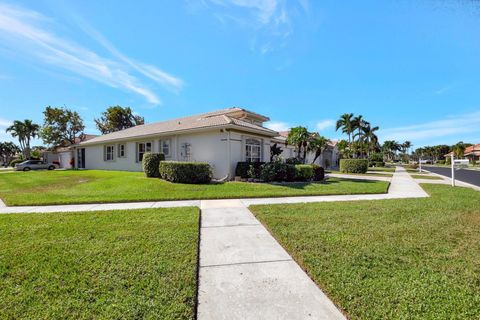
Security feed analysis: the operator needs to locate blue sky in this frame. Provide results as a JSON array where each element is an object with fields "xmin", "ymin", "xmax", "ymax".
[{"xmin": 1, "ymin": 0, "xmax": 480, "ymax": 148}]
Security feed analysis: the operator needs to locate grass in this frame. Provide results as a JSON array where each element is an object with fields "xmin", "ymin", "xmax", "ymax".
[
  {"xmin": 410, "ymin": 174, "xmax": 444, "ymax": 180},
  {"xmin": 0, "ymin": 170, "xmax": 389, "ymax": 206},
  {"xmin": 251, "ymin": 184, "xmax": 480, "ymax": 319},
  {"xmin": 367, "ymin": 166, "xmax": 396, "ymax": 172},
  {"xmin": 327, "ymin": 170, "xmax": 393, "ymax": 177},
  {"xmin": 0, "ymin": 207, "xmax": 199, "ymax": 319}
]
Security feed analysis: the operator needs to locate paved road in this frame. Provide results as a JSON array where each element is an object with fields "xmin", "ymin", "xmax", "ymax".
[{"xmin": 425, "ymin": 166, "xmax": 480, "ymax": 187}]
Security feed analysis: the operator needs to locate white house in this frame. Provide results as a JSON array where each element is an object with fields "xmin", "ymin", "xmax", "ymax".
[{"xmin": 74, "ymin": 108, "xmax": 339, "ymax": 179}]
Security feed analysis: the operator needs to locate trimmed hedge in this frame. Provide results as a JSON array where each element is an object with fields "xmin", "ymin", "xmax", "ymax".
[
  {"xmin": 159, "ymin": 161, "xmax": 212, "ymax": 184},
  {"xmin": 235, "ymin": 162, "xmax": 265, "ymax": 179},
  {"xmin": 294, "ymin": 164, "xmax": 313, "ymax": 181},
  {"xmin": 260, "ymin": 162, "xmax": 296, "ymax": 182},
  {"xmin": 142, "ymin": 153, "xmax": 165, "ymax": 178},
  {"xmin": 340, "ymin": 159, "xmax": 369, "ymax": 174},
  {"xmin": 311, "ymin": 164, "xmax": 325, "ymax": 181}
]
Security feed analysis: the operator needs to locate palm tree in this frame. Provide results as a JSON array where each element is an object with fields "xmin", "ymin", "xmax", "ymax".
[
  {"xmin": 308, "ymin": 134, "xmax": 330, "ymax": 164},
  {"xmin": 352, "ymin": 115, "xmax": 366, "ymax": 143},
  {"xmin": 361, "ymin": 124, "xmax": 379, "ymax": 157},
  {"xmin": 382, "ymin": 140, "xmax": 400, "ymax": 161},
  {"xmin": 336, "ymin": 113, "xmax": 354, "ymax": 144},
  {"xmin": 6, "ymin": 119, "xmax": 39, "ymax": 159},
  {"xmin": 403, "ymin": 141, "xmax": 412, "ymax": 155},
  {"xmin": 287, "ymin": 126, "xmax": 311, "ymax": 163}
]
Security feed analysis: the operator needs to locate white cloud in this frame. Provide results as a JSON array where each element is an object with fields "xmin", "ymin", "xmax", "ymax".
[
  {"xmin": 0, "ymin": 3, "xmax": 183, "ymax": 104},
  {"xmin": 0, "ymin": 118, "xmax": 12, "ymax": 127},
  {"xmin": 198, "ymin": 0, "xmax": 308, "ymax": 53},
  {"xmin": 380, "ymin": 111, "xmax": 480, "ymax": 144},
  {"xmin": 435, "ymin": 85, "xmax": 454, "ymax": 95},
  {"xmin": 315, "ymin": 119, "xmax": 335, "ymax": 131},
  {"xmin": 265, "ymin": 120, "xmax": 290, "ymax": 132}
]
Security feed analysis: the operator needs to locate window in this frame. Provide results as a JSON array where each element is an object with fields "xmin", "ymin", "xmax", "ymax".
[
  {"xmin": 104, "ymin": 145, "xmax": 115, "ymax": 161},
  {"xmin": 245, "ymin": 138, "xmax": 261, "ymax": 162},
  {"xmin": 160, "ymin": 139, "xmax": 171, "ymax": 157},
  {"xmin": 137, "ymin": 142, "xmax": 152, "ymax": 162},
  {"xmin": 118, "ymin": 144, "xmax": 126, "ymax": 158}
]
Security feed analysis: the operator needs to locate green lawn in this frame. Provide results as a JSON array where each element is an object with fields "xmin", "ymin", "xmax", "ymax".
[
  {"xmin": 0, "ymin": 170, "xmax": 389, "ymax": 206},
  {"xmin": 0, "ymin": 207, "xmax": 199, "ymax": 319},
  {"xmin": 251, "ymin": 184, "xmax": 480, "ymax": 319},
  {"xmin": 328, "ymin": 170, "xmax": 393, "ymax": 177},
  {"xmin": 367, "ymin": 167, "xmax": 396, "ymax": 172},
  {"xmin": 410, "ymin": 174, "xmax": 444, "ymax": 180}
]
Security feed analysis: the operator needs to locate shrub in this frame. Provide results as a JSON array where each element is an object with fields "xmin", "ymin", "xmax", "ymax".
[
  {"xmin": 260, "ymin": 161, "xmax": 296, "ymax": 182},
  {"xmin": 294, "ymin": 164, "xmax": 314, "ymax": 181},
  {"xmin": 445, "ymin": 157, "xmax": 451, "ymax": 165},
  {"xmin": 159, "ymin": 161, "xmax": 212, "ymax": 184},
  {"xmin": 311, "ymin": 164, "xmax": 325, "ymax": 181},
  {"xmin": 235, "ymin": 162, "xmax": 265, "ymax": 178},
  {"xmin": 369, "ymin": 161, "xmax": 385, "ymax": 168},
  {"xmin": 142, "ymin": 153, "xmax": 165, "ymax": 178},
  {"xmin": 437, "ymin": 160, "xmax": 446, "ymax": 165},
  {"xmin": 9, "ymin": 159, "xmax": 23, "ymax": 167},
  {"xmin": 286, "ymin": 157, "xmax": 302, "ymax": 165},
  {"xmin": 368, "ymin": 152, "xmax": 384, "ymax": 162},
  {"xmin": 340, "ymin": 159, "xmax": 368, "ymax": 174}
]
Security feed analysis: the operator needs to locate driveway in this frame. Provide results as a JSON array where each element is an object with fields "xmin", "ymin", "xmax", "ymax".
[{"xmin": 425, "ymin": 166, "xmax": 480, "ymax": 187}]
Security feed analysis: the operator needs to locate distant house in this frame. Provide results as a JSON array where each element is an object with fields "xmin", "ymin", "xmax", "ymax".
[
  {"xmin": 74, "ymin": 108, "xmax": 339, "ymax": 179},
  {"xmin": 465, "ymin": 144, "xmax": 480, "ymax": 163},
  {"xmin": 43, "ymin": 134, "xmax": 98, "ymax": 169}
]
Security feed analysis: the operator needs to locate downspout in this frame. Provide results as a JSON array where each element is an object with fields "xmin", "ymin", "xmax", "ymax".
[{"xmin": 227, "ymin": 130, "xmax": 232, "ymax": 180}]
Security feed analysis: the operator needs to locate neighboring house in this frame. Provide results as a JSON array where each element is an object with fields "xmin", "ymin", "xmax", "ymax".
[
  {"xmin": 464, "ymin": 144, "xmax": 480, "ymax": 163},
  {"xmin": 44, "ymin": 134, "xmax": 98, "ymax": 169}
]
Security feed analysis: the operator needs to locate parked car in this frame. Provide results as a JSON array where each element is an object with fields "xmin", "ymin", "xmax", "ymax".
[{"xmin": 15, "ymin": 160, "xmax": 57, "ymax": 171}]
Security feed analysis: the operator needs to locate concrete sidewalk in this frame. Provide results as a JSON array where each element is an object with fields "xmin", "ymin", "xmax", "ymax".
[{"xmin": 197, "ymin": 199, "xmax": 346, "ymax": 320}]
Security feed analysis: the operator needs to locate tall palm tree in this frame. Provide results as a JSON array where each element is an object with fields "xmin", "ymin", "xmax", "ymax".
[
  {"xmin": 6, "ymin": 119, "xmax": 39, "ymax": 159},
  {"xmin": 403, "ymin": 141, "xmax": 412, "ymax": 155},
  {"xmin": 308, "ymin": 134, "xmax": 330, "ymax": 164},
  {"xmin": 361, "ymin": 124, "xmax": 379, "ymax": 157},
  {"xmin": 382, "ymin": 140, "xmax": 400, "ymax": 161},
  {"xmin": 336, "ymin": 113, "xmax": 354, "ymax": 144},
  {"xmin": 352, "ymin": 115, "xmax": 366, "ymax": 143},
  {"xmin": 287, "ymin": 126, "xmax": 311, "ymax": 163}
]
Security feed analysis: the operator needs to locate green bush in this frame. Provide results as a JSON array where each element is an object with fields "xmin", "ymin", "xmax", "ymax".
[
  {"xmin": 437, "ymin": 160, "xmax": 446, "ymax": 165},
  {"xmin": 260, "ymin": 162, "xmax": 296, "ymax": 182},
  {"xmin": 340, "ymin": 159, "xmax": 369, "ymax": 174},
  {"xmin": 142, "ymin": 153, "xmax": 165, "ymax": 178},
  {"xmin": 294, "ymin": 164, "xmax": 314, "ymax": 181},
  {"xmin": 159, "ymin": 161, "xmax": 212, "ymax": 184},
  {"xmin": 311, "ymin": 164, "xmax": 325, "ymax": 181},
  {"xmin": 369, "ymin": 161, "xmax": 385, "ymax": 167},
  {"xmin": 235, "ymin": 162, "xmax": 265, "ymax": 178},
  {"xmin": 368, "ymin": 152, "xmax": 384, "ymax": 162},
  {"xmin": 9, "ymin": 159, "xmax": 23, "ymax": 167},
  {"xmin": 445, "ymin": 157, "xmax": 451, "ymax": 165},
  {"xmin": 286, "ymin": 157, "xmax": 302, "ymax": 165}
]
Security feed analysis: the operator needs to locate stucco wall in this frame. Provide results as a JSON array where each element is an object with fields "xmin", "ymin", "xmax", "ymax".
[{"xmin": 78, "ymin": 129, "xmax": 274, "ymax": 179}]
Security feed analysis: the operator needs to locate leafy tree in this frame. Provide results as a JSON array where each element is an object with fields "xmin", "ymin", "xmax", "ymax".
[
  {"xmin": 0, "ymin": 142, "xmax": 20, "ymax": 166},
  {"xmin": 40, "ymin": 106, "xmax": 85, "ymax": 148},
  {"xmin": 336, "ymin": 139, "xmax": 350, "ymax": 159},
  {"xmin": 308, "ymin": 134, "xmax": 330, "ymax": 164},
  {"xmin": 6, "ymin": 120, "xmax": 40, "ymax": 159},
  {"xmin": 95, "ymin": 106, "xmax": 144, "ymax": 134},
  {"xmin": 270, "ymin": 143, "xmax": 283, "ymax": 162},
  {"xmin": 336, "ymin": 113, "xmax": 354, "ymax": 143},
  {"xmin": 287, "ymin": 126, "xmax": 310, "ymax": 163}
]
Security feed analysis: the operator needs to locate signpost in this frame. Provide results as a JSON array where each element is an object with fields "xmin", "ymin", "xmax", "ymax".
[{"xmin": 451, "ymin": 154, "xmax": 469, "ymax": 187}]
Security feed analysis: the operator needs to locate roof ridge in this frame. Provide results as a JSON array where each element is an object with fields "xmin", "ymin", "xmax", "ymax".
[{"xmin": 222, "ymin": 114, "xmax": 234, "ymax": 124}]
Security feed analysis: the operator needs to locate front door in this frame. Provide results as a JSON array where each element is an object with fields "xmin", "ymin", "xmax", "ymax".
[{"xmin": 77, "ymin": 148, "xmax": 86, "ymax": 169}]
